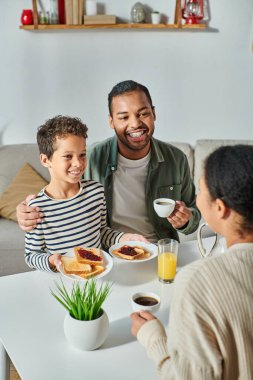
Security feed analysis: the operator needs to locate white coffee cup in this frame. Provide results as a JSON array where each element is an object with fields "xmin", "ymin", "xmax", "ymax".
[
  {"xmin": 132, "ymin": 292, "xmax": 160, "ymax": 313},
  {"xmin": 153, "ymin": 198, "xmax": 176, "ymax": 218}
]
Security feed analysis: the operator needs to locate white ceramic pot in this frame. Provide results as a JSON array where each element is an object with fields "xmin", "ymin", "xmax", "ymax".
[
  {"xmin": 64, "ymin": 309, "xmax": 109, "ymax": 351},
  {"xmin": 151, "ymin": 12, "xmax": 161, "ymax": 24}
]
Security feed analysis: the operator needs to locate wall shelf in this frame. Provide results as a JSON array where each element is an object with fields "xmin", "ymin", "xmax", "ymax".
[
  {"xmin": 20, "ymin": 0, "xmax": 209, "ymax": 31},
  {"xmin": 19, "ymin": 23, "xmax": 207, "ymax": 31}
]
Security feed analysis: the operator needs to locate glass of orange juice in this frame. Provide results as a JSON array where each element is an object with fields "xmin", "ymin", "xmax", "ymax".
[{"xmin": 158, "ymin": 238, "xmax": 179, "ymax": 283}]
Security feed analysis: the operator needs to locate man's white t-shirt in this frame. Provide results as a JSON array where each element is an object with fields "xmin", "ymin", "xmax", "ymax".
[{"xmin": 111, "ymin": 152, "xmax": 157, "ymax": 242}]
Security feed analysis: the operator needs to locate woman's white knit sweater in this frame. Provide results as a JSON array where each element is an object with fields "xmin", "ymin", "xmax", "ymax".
[{"xmin": 137, "ymin": 243, "xmax": 253, "ymax": 379}]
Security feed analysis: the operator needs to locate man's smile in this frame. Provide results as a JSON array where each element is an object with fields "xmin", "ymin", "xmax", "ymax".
[{"xmin": 126, "ymin": 129, "xmax": 148, "ymax": 142}]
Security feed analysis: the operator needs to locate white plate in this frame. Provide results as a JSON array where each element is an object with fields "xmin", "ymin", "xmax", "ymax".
[
  {"xmin": 109, "ymin": 241, "xmax": 158, "ymax": 263},
  {"xmin": 59, "ymin": 249, "xmax": 113, "ymax": 281}
]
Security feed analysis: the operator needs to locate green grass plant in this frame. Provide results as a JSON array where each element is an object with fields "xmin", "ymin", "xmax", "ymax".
[{"xmin": 51, "ymin": 279, "xmax": 112, "ymax": 321}]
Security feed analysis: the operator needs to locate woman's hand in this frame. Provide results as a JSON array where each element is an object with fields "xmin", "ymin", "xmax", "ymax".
[
  {"xmin": 130, "ymin": 311, "xmax": 157, "ymax": 337},
  {"xmin": 16, "ymin": 195, "xmax": 43, "ymax": 231},
  {"xmin": 167, "ymin": 200, "xmax": 192, "ymax": 229},
  {"xmin": 120, "ymin": 233, "xmax": 149, "ymax": 243}
]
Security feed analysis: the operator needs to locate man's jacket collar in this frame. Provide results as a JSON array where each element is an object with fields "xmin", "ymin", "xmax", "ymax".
[{"xmin": 107, "ymin": 136, "xmax": 165, "ymax": 173}]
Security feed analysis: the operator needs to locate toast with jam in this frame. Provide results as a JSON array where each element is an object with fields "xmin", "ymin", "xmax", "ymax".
[
  {"xmin": 74, "ymin": 246, "xmax": 104, "ymax": 265},
  {"xmin": 61, "ymin": 249, "xmax": 105, "ymax": 279},
  {"xmin": 112, "ymin": 245, "xmax": 150, "ymax": 260}
]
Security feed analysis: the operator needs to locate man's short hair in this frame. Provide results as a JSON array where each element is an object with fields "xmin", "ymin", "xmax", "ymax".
[{"xmin": 108, "ymin": 80, "xmax": 154, "ymax": 116}]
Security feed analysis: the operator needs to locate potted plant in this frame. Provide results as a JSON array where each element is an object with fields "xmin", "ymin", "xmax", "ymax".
[{"xmin": 51, "ymin": 279, "xmax": 112, "ymax": 350}]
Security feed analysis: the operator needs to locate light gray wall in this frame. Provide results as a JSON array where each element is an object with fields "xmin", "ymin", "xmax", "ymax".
[{"xmin": 0, "ymin": 0, "xmax": 253, "ymax": 146}]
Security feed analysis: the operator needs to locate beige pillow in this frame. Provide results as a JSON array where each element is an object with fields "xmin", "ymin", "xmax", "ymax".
[{"xmin": 0, "ymin": 163, "xmax": 48, "ymax": 222}]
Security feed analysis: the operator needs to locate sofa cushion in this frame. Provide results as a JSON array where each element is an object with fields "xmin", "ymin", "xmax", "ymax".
[
  {"xmin": 0, "ymin": 163, "xmax": 48, "ymax": 221},
  {"xmin": 0, "ymin": 218, "xmax": 25, "ymax": 250},
  {"xmin": 194, "ymin": 139, "xmax": 253, "ymax": 189},
  {"xmin": 170, "ymin": 142, "xmax": 194, "ymax": 178},
  {"xmin": 0, "ymin": 218, "xmax": 31, "ymax": 276},
  {"xmin": 0, "ymin": 144, "xmax": 50, "ymax": 196}
]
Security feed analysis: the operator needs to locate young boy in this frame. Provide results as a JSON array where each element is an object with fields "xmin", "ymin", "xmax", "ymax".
[{"xmin": 25, "ymin": 115, "xmax": 146, "ymax": 272}]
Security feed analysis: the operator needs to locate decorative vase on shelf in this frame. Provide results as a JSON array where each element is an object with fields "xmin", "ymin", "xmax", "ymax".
[
  {"xmin": 131, "ymin": 2, "xmax": 146, "ymax": 23},
  {"xmin": 21, "ymin": 9, "xmax": 33, "ymax": 25}
]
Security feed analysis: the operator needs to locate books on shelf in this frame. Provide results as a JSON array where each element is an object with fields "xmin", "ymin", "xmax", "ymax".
[
  {"xmin": 64, "ymin": 1, "xmax": 116, "ymax": 25},
  {"xmin": 65, "ymin": 0, "xmax": 84, "ymax": 25},
  {"xmin": 78, "ymin": 0, "xmax": 84, "ymax": 24},
  {"xmin": 65, "ymin": 0, "xmax": 73, "ymax": 24},
  {"xmin": 83, "ymin": 15, "xmax": 116, "ymax": 25},
  {"xmin": 73, "ymin": 0, "xmax": 79, "ymax": 24}
]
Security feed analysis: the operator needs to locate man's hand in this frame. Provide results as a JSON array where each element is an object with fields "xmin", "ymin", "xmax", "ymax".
[
  {"xmin": 130, "ymin": 311, "xmax": 156, "ymax": 337},
  {"xmin": 16, "ymin": 195, "xmax": 43, "ymax": 232},
  {"xmin": 167, "ymin": 201, "xmax": 192, "ymax": 229},
  {"xmin": 120, "ymin": 233, "xmax": 148, "ymax": 243}
]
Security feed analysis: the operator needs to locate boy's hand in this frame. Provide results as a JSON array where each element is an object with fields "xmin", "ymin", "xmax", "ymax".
[
  {"xmin": 49, "ymin": 254, "xmax": 62, "ymax": 271},
  {"xmin": 16, "ymin": 195, "xmax": 43, "ymax": 231},
  {"xmin": 120, "ymin": 233, "xmax": 148, "ymax": 243}
]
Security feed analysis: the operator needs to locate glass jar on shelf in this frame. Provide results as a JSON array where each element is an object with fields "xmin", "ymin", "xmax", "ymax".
[
  {"xmin": 49, "ymin": 0, "xmax": 59, "ymax": 24},
  {"xmin": 39, "ymin": 11, "xmax": 49, "ymax": 25}
]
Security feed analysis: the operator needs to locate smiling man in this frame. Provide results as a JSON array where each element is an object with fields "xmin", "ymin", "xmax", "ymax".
[{"xmin": 84, "ymin": 80, "xmax": 200, "ymax": 242}]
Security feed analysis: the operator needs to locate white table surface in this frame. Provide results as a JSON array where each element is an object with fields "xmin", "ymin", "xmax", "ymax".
[{"xmin": 0, "ymin": 237, "xmax": 216, "ymax": 380}]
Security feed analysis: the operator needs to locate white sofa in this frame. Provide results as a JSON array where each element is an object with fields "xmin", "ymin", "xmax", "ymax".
[{"xmin": 0, "ymin": 139, "xmax": 251, "ymax": 276}]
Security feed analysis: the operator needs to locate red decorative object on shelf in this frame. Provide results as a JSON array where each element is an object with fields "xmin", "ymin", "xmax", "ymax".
[
  {"xmin": 21, "ymin": 9, "xmax": 34, "ymax": 25},
  {"xmin": 182, "ymin": 0, "xmax": 204, "ymax": 24}
]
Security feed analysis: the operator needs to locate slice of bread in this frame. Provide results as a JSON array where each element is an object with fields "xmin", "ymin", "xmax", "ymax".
[
  {"xmin": 74, "ymin": 246, "xmax": 104, "ymax": 265},
  {"xmin": 61, "ymin": 256, "xmax": 92, "ymax": 275},
  {"xmin": 112, "ymin": 245, "xmax": 149, "ymax": 260},
  {"xmin": 138, "ymin": 250, "xmax": 151, "ymax": 260},
  {"xmin": 79, "ymin": 265, "xmax": 105, "ymax": 279}
]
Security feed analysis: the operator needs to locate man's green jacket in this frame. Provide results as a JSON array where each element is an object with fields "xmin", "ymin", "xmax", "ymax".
[{"xmin": 85, "ymin": 136, "xmax": 201, "ymax": 241}]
